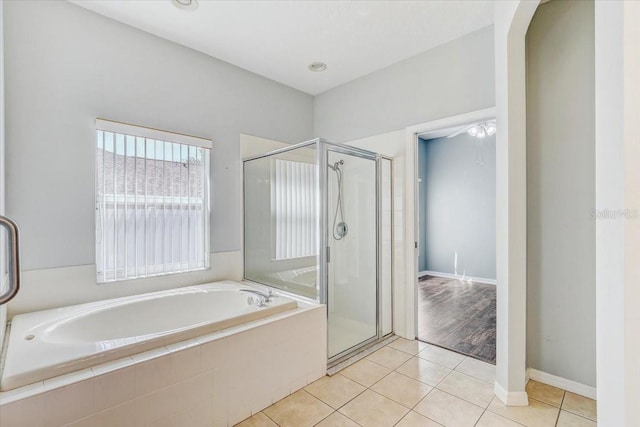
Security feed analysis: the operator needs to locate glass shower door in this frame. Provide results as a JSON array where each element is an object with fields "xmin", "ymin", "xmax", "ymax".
[{"xmin": 325, "ymin": 147, "xmax": 378, "ymax": 359}]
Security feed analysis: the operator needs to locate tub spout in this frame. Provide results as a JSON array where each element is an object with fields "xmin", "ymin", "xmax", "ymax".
[{"xmin": 241, "ymin": 288, "xmax": 274, "ymax": 306}]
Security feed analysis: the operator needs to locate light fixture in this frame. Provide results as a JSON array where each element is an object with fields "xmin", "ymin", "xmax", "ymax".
[
  {"xmin": 443, "ymin": 120, "xmax": 496, "ymax": 167},
  {"xmin": 308, "ymin": 62, "xmax": 327, "ymax": 72},
  {"xmin": 467, "ymin": 120, "xmax": 496, "ymax": 139},
  {"xmin": 172, "ymin": 0, "xmax": 198, "ymax": 11}
]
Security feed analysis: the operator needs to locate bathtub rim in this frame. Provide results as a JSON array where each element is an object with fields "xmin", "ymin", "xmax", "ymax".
[{"xmin": 242, "ymin": 278, "xmax": 320, "ymax": 305}]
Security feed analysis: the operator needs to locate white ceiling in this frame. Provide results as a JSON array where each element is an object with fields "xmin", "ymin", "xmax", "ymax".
[{"xmin": 70, "ymin": 0, "xmax": 494, "ymax": 95}]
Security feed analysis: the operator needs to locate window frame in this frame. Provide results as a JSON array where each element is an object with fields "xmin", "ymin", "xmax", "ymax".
[{"xmin": 94, "ymin": 118, "xmax": 212, "ymax": 283}]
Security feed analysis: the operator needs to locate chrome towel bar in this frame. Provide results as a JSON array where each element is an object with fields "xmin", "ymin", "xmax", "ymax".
[{"xmin": 0, "ymin": 215, "xmax": 20, "ymax": 305}]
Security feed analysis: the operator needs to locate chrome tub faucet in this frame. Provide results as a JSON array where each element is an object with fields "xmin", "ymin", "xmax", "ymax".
[{"xmin": 241, "ymin": 288, "xmax": 274, "ymax": 307}]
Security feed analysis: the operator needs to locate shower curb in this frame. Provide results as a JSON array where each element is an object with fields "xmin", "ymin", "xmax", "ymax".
[{"xmin": 326, "ymin": 334, "xmax": 398, "ymax": 376}]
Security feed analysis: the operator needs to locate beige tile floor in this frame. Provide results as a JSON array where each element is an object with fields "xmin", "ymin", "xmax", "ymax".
[{"xmin": 236, "ymin": 339, "xmax": 597, "ymax": 427}]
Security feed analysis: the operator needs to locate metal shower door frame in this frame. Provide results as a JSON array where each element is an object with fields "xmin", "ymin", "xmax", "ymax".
[
  {"xmin": 241, "ymin": 138, "xmax": 393, "ymax": 366},
  {"xmin": 319, "ymin": 140, "xmax": 391, "ymax": 366}
]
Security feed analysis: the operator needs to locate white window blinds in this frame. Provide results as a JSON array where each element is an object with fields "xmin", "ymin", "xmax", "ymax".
[
  {"xmin": 95, "ymin": 119, "xmax": 211, "ymax": 283},
  {"xmin": 271, "ymin": 159, "xmax": 318, "ymax": 260}
]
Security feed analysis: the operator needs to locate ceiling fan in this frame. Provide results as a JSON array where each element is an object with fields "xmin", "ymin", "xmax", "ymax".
[{"xmin": 447, "ymin": 120, "xmax": 496, "ymax": 139}]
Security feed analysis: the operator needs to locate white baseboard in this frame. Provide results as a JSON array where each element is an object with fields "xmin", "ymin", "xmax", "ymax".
[
  {"xmin": 418, "ymin": 270, "xmax": 497, "ymax": 285},
  {"xmin": 526, "ymin": 368, "xmax": 596, "ymax": 400},
  {"xmin": 494, "ymin": 381, "xmax": 529, "ymax": 406}
]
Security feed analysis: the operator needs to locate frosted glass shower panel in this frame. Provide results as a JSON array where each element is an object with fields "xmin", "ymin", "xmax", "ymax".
[
  {"xmin": 243, "ymin": 144, "xmax": 319, "ymax": 299},
  {"xmin": 326, "ymin": 149, "xmax": 378, "ymax": 358}
]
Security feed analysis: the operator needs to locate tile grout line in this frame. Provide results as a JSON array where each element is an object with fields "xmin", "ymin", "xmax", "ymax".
[
  {"xmin": 262, "ymin": 341, "xmax": 594, "ymax": 427},
  {"xmin": 422, "ymin": 366, "xmax": 497, "ymax": 411},
  {"xmin": 431, "ymin": 386, "xmax": 487, "ymax": 410},
  {"xmin": 342, "ymin": 360, "xmax": 396, "ymax": 388},
  {"xmin": 357, "ymin": 345, "xmax": 495, "ymax": 419},
  {"xmin": 261, "ymin": 408, "xmax": 280, "ymax": 426},
  {"xmin": 384, "ymin": 351, "xmax": 452, "ymax": 426},
  {"xmin": 305, "ymin": 371, "xmax": 378, "ymax": 426},
  {"xmin": 334, "ymin": 347, "xmax": 443, "ymax": 427},
  {"xmin": 558, "ymin": 392, "xmax": 597, "ymax": 423},
  {"xmin": 327, "ymin": 344, "xmax": 492, "ymax": 424},
  {"xmin": 554, "ymin": 390, "xmax": 567, "ymax": 426},
  {"xmin": 473, "ymin": 408, "xmax": 488, "ymax": 427},
  {"xmin": 415, "ymin": 350, "xmax": 467, "ymax": 371},
  {"xmin": 480, "ymin": 395, "xmax": 568, "ymax": 427},
  {"xmin": 310, "ymin": 407, "xmax": 336, "ymax": 427},
  {"xmin": 324, "ymin": 371, "xmax": 399, "ymax": 427},
  {"xmin": 428, "ymin": 368, "xmax": 515, "ymax": 426},
  {"xmin": 564, "ymin": 411, "xmax": 598, "ymax": 424},
  {"xmin": 440, "ymin": 365, "xmax": 495, "ymax": 386},
  {"xmin": 363, "ymin": 374, "xmax": 428, "ymax": 427},
  {"xmin": 554, "ymin": 390, "xmax": 599, "ymax": 425},
  {"xmin": 248, "ymin": 340, "xmax": 596, "ymax": 427},
  {"xmin": 328, "ymin": 381, "xmax": 368, "ymax": 415},
  {"xmin": 382, "ymin": 339, "xmax": 491, "ymax": 379},
  {"xmin": 419, "ymin": 338, "xmax": 496, "ymax": 366},
  {"xmin": 391, "ymin": 405, "xmax": 444, "ymax": 427},
  {"xmin": 332, "ymin": 408, "xmax": 364, "ymax": 427}
]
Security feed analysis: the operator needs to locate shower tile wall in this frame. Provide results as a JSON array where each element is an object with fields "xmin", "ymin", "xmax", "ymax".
[{"xmin": 344, "ymin": 129, "xmax": 407, "ymax": 338}]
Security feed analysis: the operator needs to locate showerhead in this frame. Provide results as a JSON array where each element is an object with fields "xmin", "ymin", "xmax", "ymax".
[{"xmin": 328, "ymin": 160, "xmax": 344, "ymax": 171}]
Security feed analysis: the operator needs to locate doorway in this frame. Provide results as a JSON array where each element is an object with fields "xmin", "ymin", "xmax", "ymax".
[{"xmin": 415, "ymin": 117, "xmax": 497, "ymax": 364}]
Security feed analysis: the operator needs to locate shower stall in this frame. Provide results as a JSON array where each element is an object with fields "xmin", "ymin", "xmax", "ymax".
[{"xmin": 243, "ymin": 138, "xmax": 393, "ymax": 364}]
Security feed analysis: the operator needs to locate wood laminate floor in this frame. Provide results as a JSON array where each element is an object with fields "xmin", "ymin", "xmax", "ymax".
[{"xmin": 417, "ymin": 275, "xmax": 496, "ymax": 364}]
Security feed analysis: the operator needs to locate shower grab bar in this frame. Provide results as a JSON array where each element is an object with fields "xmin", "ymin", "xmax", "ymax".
[{"xmin": 0, "ymin": 215, "xmax": 20, "ymax": 305}]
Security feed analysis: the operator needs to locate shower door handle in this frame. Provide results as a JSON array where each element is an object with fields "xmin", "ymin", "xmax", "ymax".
[
  {"xmin": 326, "ymin": 246, "xmax": 331, "ymax": 263},
  {"xmin": 0, "ymin": 215, "xmax": 20, "ymax": 305}
]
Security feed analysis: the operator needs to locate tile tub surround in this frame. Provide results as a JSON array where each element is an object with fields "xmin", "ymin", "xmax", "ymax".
[
  {"xmin": 3, "ymin": 281, "xmax": 300, "ymax": 391},
  {"xmin": 237, "ymin": 338, "xmax": 597, "ymax": 427},
  {"xmin": 0, "ymin": 303, "xmax": 327, "ymax": 427}
]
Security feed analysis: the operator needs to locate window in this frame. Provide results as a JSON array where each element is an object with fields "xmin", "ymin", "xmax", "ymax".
[
  {"xmin": 95, "ymin": 119, "xmax": 211, "ymax": 283},
  {"xmin": 271, "ymin": 159, "xmax": 318, "ymax": 260}
]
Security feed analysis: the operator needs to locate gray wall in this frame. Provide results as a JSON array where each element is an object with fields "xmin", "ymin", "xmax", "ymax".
[
  {"xmin": 526, "ymin": 0, "xmax": 596, "ymax": 386},
  {"xmin": 314, "ymin": 26, "xmax": 495, "ymax": 143},
  {"xmin": 4, "ymin": 0, "xmax": 314, "ymax": 271},
  {"xmin": 418, "ymin": 134, "xmax": 496, "ymax": 280},
  {"xmin": 0, "ymin": 0, "xmax": 6, "ymax": 348}
]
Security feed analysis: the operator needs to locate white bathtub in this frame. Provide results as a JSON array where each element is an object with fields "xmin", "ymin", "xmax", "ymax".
[{"xmin": 0, "ymin": 281, "xmax": 298, "ymax": 391}]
